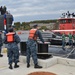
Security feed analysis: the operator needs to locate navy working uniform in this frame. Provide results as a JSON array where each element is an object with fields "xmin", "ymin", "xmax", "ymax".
[
  {"xmin": 0, "ymin": 30, "xmax": 3, "ymax": 57},
  {"xmin": 26, "ymin": 25, "xmax": 44, "ymax": 68},
  {"xmin": 62, "ymin": 33, "xmax": 66, "ymax": 50},
  {"xmin": 3, "ymin": 28, "xmax": 20, "ymax": 69},
  {"xmin": 68, "ymin": 33, "xmax": 73, "ymax": 48}
]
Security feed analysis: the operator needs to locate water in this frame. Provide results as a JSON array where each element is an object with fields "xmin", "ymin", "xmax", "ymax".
[
  {"xmin": 16, "ymin": 30, "xmax": 29, "ymax": 41},
  {"xmin": 12, "ymin": 31, "xmax": 75, "ymax": 59},
  {"xmin": 2, "ymin": 30, "xmax": 75, "ymax": 59}
]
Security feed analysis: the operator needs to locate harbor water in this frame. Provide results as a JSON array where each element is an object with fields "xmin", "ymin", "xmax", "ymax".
[{"xmin": 2, "ymin": 30, "xmax": 75, "ymax": 59}]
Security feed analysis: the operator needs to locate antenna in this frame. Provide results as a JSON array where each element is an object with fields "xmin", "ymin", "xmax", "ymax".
[
  {"xmin": 72, "ymin": 13, "xmax": 75, "ymax": 17},
  {"xmin": 65, "ymin": 11, "xmax": 75, "ymax": 18},
  {"xmin": 62, "ymin": 13, "xmax": 65, "ymax": 18},
  {"xmin": 67, "ymin": 11, "xmax": 70, "ymax": 18}
]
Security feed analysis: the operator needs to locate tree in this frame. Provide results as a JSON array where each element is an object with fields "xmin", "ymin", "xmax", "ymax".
[
  {"xmin": 14, "ymin": 22, "xmax": 21, "ymax": 30},
  {"xmin": 39, "ymin": 26, "xmax": 48, "ymax": 30}
]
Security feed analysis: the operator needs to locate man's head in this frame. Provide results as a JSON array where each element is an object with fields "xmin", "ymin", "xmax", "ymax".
[
  {"xmin": 33, "ymin": 24, "xmax": 38, "ymax": 29},
  {"xmin": 8, "ymin": 28, "xmax": 14, "ymax": 32}
]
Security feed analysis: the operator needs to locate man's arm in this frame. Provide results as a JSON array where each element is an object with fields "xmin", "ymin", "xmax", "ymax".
[{"xmin": 36, "ymin": 30, "xmax": 44, "ymax": 43}]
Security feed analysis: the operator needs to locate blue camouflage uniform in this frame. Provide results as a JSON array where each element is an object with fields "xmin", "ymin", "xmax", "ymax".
[
  {"xmin": 26, "ymin": 30, "xmax": 44, "ymax": 65},
  {"xmin": 4, "ymin": 33, "xmax": 20, "ymax": 65}
]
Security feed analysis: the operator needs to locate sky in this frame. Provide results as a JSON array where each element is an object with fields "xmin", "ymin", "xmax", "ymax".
[{"xmin": 0, "ymin": 0, "xmax": 75, "ymax": 22}]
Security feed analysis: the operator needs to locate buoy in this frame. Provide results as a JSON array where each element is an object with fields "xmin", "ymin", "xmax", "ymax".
[{"xmin": 18, "ymin": 32, "xmax": 21, "ymax": 34}]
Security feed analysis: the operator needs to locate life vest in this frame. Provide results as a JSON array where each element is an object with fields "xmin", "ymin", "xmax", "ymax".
[
  {"xmin": 6, "ymin": 32, "xmax": 15, "ymax": 42},
  {"xmin": 29, "ymin": 29, "xmax": 37, "ymax": 40}
]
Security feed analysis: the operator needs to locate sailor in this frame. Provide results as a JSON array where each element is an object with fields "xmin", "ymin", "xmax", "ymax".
[
  {"xmin": 68, "ymin": 33, "xmax": 73, "ymax": 48},
  {"xmin": 3, "ymin": 28, "xmax": 20, "ymax": 69},
  {"xmin": 0, "ymin": 30, "xmax": 3, "ymax": 57},
  {"xmin": 26, "ymin": 24, "xmax": 44, "ymax": 68},
  {"xmin": 62, "ymin": 33, "xmax": 66, "ymax": 50}
]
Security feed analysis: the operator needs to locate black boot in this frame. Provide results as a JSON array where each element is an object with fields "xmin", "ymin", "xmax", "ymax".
[
  {"xmin": 9, "ymin": 64, "xmax": 13, "ymax": 69},
  {"xmin": 0, "ymin": 54, "xmax": 3, "ymax": 57},
  {"xmin": 14, "ymin": 63, "xmax": 19, "ymax": 68},
  {"xmin": 34, "ymin": 64, "xmax": 42, "ymax": 68},
  {"xmin": 27, "ymin": 63, "xmax": 30, "ymax": 68}
]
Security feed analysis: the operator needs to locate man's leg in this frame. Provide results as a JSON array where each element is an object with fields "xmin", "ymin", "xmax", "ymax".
[
  {"xmin": 26, "ymin": 46, "xmax": 31, "ymax": 68},
  {"xmin": 13, "ymin": 49, "xmax": 19, "ymax": 68},
  {"xmin": 8, "ymin": 50, "xmax": 13, "ymax": 69},
  {"xmin": 31, "ymin": 42, "xmax": 42, "ymax": 68}
]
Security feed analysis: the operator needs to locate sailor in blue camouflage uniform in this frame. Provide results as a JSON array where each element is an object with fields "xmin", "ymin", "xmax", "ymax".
[
  {"xmin": 3, "ymin": 28, "xmax": 20, "ymax": 69},
  {"xmin": 26, "ymin": 24, "xmax": 44, "ymax": 68}
]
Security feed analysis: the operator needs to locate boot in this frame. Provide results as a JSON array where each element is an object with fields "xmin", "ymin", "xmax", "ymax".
[
  {"xmin": 34, "ymin": 64, "xmax": 42, "ymax": 68},
  {"xmin": 27, "ymin": 63, "xmax": 30, "ymax": 68},
  {"xmin": 0, "ymin": 54, "xmax": 3, "ymax": 57},
  {"xmin": 9, "ymin": 64, "xmax": 13, "ymax": 69},
  {"xmin": 14, "ymin": 63, "xmax": 19, "ymax": 68}
]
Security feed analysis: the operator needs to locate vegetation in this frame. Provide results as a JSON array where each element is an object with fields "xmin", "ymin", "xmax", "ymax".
[
  {"xmin": 14, "ymin": 19, "xmax": 59, "ymax": 30},
  {"xmin": 30, "ymin": 19, "xmax": 58, "ymax": 23},
  {"xmin": 39, "ymin": 26, "xmax": 49, "ymax": 30},
  {"xmin": 14, "ymin": 22, "xmax": 31, "ymax": 30}
]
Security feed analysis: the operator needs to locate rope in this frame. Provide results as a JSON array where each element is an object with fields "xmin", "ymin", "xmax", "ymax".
[
  {"xmin": 37, "ymin": 46, "xmax": 75, "ymax": 58},
  {"xmin": 66, "ymin": 48, "xmax": 75, "ymax": 58}
]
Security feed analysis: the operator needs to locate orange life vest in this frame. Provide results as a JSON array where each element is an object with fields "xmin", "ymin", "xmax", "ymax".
[
  {"xmin": 6, "ymin": 32, "xmax": 15, "ymax": 42},
  {"xmin": 29, "ymin": 29, "xmax": 37, "ymax": 40}
]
